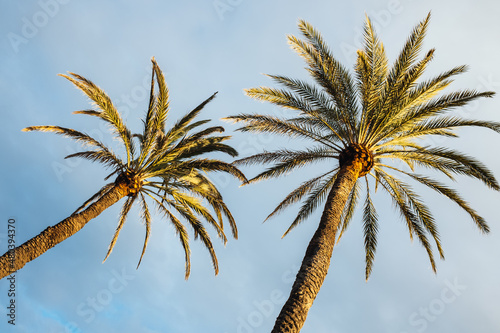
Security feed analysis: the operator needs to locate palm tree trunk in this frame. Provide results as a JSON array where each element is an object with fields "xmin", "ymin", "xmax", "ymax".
[
  {"xmin": 271, "ymin": 160, "xmax": 362, "ymax": 333},
  {"xmin": 0, "ymin": 183, "xmax": 128, "ymax": 279}
]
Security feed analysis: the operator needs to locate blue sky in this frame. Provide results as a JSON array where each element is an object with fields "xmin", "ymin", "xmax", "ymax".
[{"xmin": 1, "ymin": 1, "xmax": 500, "ymax": 332}]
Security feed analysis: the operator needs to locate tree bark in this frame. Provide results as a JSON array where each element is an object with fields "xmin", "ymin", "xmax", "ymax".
[
  {"xmin": 0, "ymin": 184, "xmax": 128, "ymax": 279},
  {"xmin": 271, "ymin": 160, "xmax": 362, "ymax": 332}
]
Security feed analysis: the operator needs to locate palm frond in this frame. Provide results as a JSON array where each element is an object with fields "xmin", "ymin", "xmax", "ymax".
[
  {"xmin": 176, "ymin": 171, "xmax": 238, "ymax": 238},
  {"xmin": 375, "ymin": 168, "xmax": 442, "ymax": 268},
  {"xmin": 171, "ymin": 190, "xmax": 226, "ymax": 244},
  {"xmin": 263, "ymin": 75, "xmax": 350, "ymax": 143},
  {"xmin": 364, "ymin": 48, "xmax": 436, "ymax": 144},
  {"xmin": 363, "ymin": 13, "xmax": 431, "ymax": 143},
  {"xmin": 71, "ymin": 183, "xmax": 116, "ymax": 215},
  {"xmin": 283, "ymin": 172, "xmax": 338, "ymax": 237},
  {"xmin": 23, "ymin": 126, "xmax": 113, "ymax": 151},
  {"xmin": 235, "ymin": 147, "xmax": 335, "ymax": 166},
  {"xmin": 137, "ymin": 193, "xmax": 152, "ymax": 268},
  {"xmin": 164, "ymin": 92, "xmax": 218, "ymax": 145},
  {"xmin": 174, "ymin": 159, "xmax": 247, "ymax": 183},
  {"xmin": 225, "ymin": 114, "xmax": 341, "ymax": 149},
  {"xmin": 72, "ymin": 109, "xmax": 101, "ymax": 117},
  {"xmin": 379, "ymin": 117, "xmax": 500, "ymax": 148},
  {"xmin": 166, "ymin": 199, "xmax": 219, "ymax": 275},
  {"xmin": 356, "ymin": 15, "xmax": 388, "ymax": 142},
  {"xmin": 266, "ymin": 170, "xmax": 336, "ymax": 222},
  {"xmin": 386, "ymin": 90, "xmax": 495, "ymax": 141},
  {"xmin": 337, "ymin": 180, "xmax": 361, "ymax": 243},
  {"xmin": 246, "ymin": 155, "xmax": 334, "ymax": 184},
  {"xmin": 245, "ymin": 86, "xmax": 312, "ymax": 112},
  {"xmin": 292, "ymin": 20, "xmax": 359, "ymax": 139},
  {"xmin": 59, "ymin": 72, "xmax": 134, "ymax": 165},
  {"xmin": 65, "ymin": 150, "xmax": 123, "ymax": 170},
  {"xmin": 362, "ymin": 180, "xmax": 379, "ymax": 280},
  {"xmin": 138, "ymin": 58, "xmax": 171, "ymax": 166},
  {"xmin": 402, "ymin": 147, "xmax": 498, "ymax": 190},
  {"xmin": 403, "ymin": 173, "xmax": 490, "ymax": 233},
  {"xmin": 103, "ymin": 195, "xmax": 137, "ymax": 263},
  {"xmin": 146, "ymin": 192, "xmax": 191, "ymax": 279},
  {"xmin": 178, "ymin": 136, "xmax": 238, "ymax": 159}
]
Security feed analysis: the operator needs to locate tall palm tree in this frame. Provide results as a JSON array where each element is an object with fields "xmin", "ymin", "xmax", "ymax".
[
  {"xmin": 0, "ymin": 58, "xmax": 246, "ymax": 280},
  {"xmin": 226, "ymin": 14, "xmax": 499, "ymax": 332}
]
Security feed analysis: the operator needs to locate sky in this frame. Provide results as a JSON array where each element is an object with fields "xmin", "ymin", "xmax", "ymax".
[{"xmin": 1, "ymin": 0, "xmax": 500, "ymax": 332}]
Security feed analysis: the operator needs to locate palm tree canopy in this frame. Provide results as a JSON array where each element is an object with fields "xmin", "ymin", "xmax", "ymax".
[
  {"xmin": 24, "ymin": 57, "xmax": 246, "ymax": 279},
  {"xmin": 226, "ymin": 13, "xmax": 499, "ymax": 280}
]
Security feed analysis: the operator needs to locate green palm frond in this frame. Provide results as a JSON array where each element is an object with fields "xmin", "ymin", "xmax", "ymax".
[
  {"xmin": 383, "ymin": 147, "xmax": 499, "ymax": 190},
  {"xmin": 137, "ymin": 193, "xmax": 152, "ymax": 268},
  {"xmin": 383, "ymin": 90, "xmax": 495, "ymax": 141},
  {"xmin": 145, "ymin": 191, "xmax": 191, "ymax": 278},
  {"xmin": 103, "ymin": 195, "xmax": 137, "ymax": 263},
  {"xmin": 138, "ymin": 58, "xmax": 170, "ymax": 167},
  {"xmin": 22, "ymin": 125, "xmax": 124, "ymax": 171},
  {"xmin": 71, "ymin": 183, "xmax": 116, "ymax": 215},
  {"xmin": 337, "ymin": 180, "xmax": 361, "ymax": 243},
  {"xmin": 65, "ymin": 150, "xmax": 123, "ymax": 169},
  {"xmin": 162, "ymin": 209, "xmax": 191, "ymax": 278},
  {"xmin": 283, "ymin": 172, "xmax": 338, "ymax": 237},
  {"xmin": 374, "ymin": 169, "xmax": 438, "ymax": 272},
  {"xmin": 225, "ymin": 114, "xmax": 341, "ymax": 149},
  {"xmin": 356, "ymin": 17, "xmax": 388, "ymax": 139},
  {"xmin": 244, "ymin": 149, "xmax": 336, "ymax": 184},
  {"xmin": 362, "ymin": 180, "xmax": 378, "ymax": 281},
  {"xmin": 172, "ymin": 190, "xmax": 226, "ymax": 243},
  {"xmin": 72, "ymin": 109, "xmax": 101, "ymax": 117},
  {"xmin": 266, "ymin": 170, "xmax": 336, "ymax": 222},
  {"xmin": 295, "ymin": 19, "xmax": 359, "ymax": 137},
  {"xmin": 178, "ymin": 135, "xmax": 238, "ymax": 159},
  {"xmin": 177, "ymin": 170, "xmax": 238, "ymax": 237},
  {"xmin": 23, "ymin": 125, "xmax": 106, "ymax": 149},
  {"xmin": 160, "ymin": 195, "xmax": 219, "ymax": 274},
  {"xmin": 163, "ymin": 92, "xmax": 218, "ymax": 146},
  {"xmin": 376, "ymin": 168, "xmax": 444, "ymax": 258},
  {"xmin": 59, "ymin": 72, "xmax": 134, "ymax": 166},
  {"xmin": 168, "ymin": 159, "xmax": 247, "ymax": 183},
  {"xmin": 265, "ymin": 74, "xmax": 335, "ymax": 111},
  {"xmin": 402, "ymin": 172, "xmax": 489, "ymax": 232}
]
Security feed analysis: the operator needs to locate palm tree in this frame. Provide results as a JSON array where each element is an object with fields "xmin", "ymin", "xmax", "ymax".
[
  {"xmin": 226, "ymin": 14, "xmax": 499, "ymax": 332},
  {"xmin": 0, "ymin": 58, "xmax": 246, "ymax": 280}
]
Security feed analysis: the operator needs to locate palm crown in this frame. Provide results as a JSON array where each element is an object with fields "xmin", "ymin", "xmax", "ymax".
[
  {"xmin": 227, "ymin": 14, "xmax": 499, "ymax": 280},
  {"xmin": 23, "ymin": 58, "xmax": 246, "ymax": 278}
]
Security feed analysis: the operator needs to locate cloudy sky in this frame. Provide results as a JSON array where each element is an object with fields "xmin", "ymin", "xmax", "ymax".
[{"xmin": 1, "ymin": 1, "xmax": 500, "ymax": 332}]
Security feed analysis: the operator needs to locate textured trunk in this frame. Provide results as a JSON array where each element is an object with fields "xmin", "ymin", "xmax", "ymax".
[
  {"xmin": 271, "ymin": 160, "xmax": 362, "ymax": 333},
  {"xmin": 0, "ymin": 184, "xmax": 128, "ymax": 279}
]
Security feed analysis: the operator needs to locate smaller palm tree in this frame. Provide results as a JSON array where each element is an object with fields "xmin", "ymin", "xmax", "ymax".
[{"xmin": 0, "ymin": 58, "xmax": 246, "ymax": 280}]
